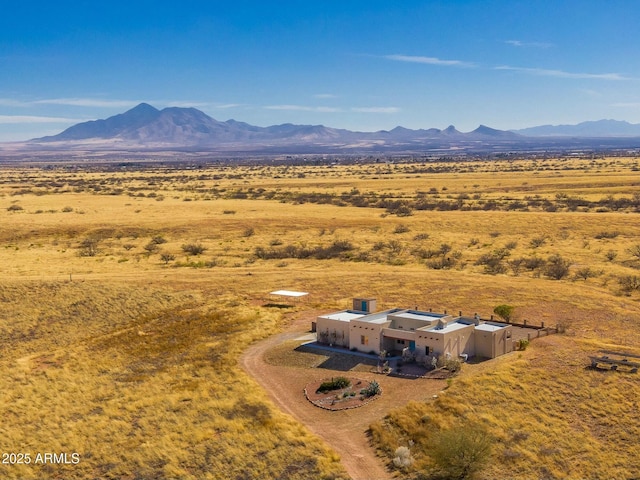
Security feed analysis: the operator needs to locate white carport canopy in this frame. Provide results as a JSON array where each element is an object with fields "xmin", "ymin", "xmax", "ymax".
[{"xmin": 269, "ymin": 290, "xmax": 309, "ymax": 297}]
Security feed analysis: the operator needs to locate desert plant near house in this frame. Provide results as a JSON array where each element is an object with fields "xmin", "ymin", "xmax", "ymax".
[
  {"xmin": 493, "ymin": 304, "xmax": 514, "ymax": 322},
  {"xmin": 428, "ymin": 423, "xmax": 494, "ymax": 480},
  {"xmin": 316, "ymin": 377, "xmax": 351, "ymax": 394}
]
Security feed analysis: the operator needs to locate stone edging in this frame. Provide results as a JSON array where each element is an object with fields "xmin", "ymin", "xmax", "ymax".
[{"xmin": 304, "ymin": 378, "xmax": 382, "ymax": 411}]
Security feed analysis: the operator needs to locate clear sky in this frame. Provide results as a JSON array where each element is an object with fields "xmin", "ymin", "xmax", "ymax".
[{"xmin": 2, "ymin": 0, "xmax": 640, "ymax": 141}]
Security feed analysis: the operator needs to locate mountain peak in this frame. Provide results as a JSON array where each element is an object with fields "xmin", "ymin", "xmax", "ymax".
[
  {"xmin": 441, "ymin": 125, "xmax": 460, "ymax": 135},
  {"xmin": 127, "ymin": 103, "xmax": 159, "ymax": 114}
]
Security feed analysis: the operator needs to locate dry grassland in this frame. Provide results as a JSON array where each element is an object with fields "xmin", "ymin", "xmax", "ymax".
[{"xmin": 0, "ymin": 157, "xmax": 639, "ymax": 479}]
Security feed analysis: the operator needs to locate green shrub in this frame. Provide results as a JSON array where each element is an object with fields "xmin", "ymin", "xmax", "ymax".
[
  {"xmin": 316, "ymin": 377, "xmax": 350, "ymax": 394},
  {"xmin": 493, "ymin": 304, "xmax": 514, "ymax": 322},
  {"xmin": 361, "ymin": 380, "xmax": 381, "ymax": 398}
]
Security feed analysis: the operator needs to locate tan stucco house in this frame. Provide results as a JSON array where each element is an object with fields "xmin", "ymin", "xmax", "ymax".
[{"xmin": 316, "ymin": 298, "xmax": 512, "ymax": 361}]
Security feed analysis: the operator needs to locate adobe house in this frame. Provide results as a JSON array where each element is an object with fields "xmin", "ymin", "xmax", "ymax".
[{"xmin": 315, "ymin": 298, "xmax": 513, "ymax": 360}]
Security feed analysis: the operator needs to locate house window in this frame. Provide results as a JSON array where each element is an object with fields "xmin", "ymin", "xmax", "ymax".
[
  {"xmin": 361, "ymin": 335, "xmax": 368, "ymax": 346},
  {"xmin": 425, "ymin": 346, "xmax": 430, "ymax": 355},
  {"xmin": 397, "ymin": 340, "xmax": 405, "ymax": 345}
]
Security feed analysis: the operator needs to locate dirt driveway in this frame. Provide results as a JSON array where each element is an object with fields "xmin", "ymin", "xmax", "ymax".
[{"xmin": 240, "ymin": 312, "xmax": 446, "ymax": 480}]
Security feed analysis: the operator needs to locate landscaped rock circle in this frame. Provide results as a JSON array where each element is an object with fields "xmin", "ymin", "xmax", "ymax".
[{"xmin": 304, "ymin": 377, "xmax": 381, "ymax": 411}]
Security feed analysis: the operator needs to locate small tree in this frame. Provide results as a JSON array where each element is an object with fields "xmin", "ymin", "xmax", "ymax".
[
  {"xmin": 493, "ymin": 304, "xmax": 514, "ymax": 322},
  {"xmin": 428, "ymin": 423, "xmax": 493, "ymax": 480},
  {"xmin": 78, "ymin": 237, "xmax": 100, "ymax": 257},
  {"xmin": 160, "ymin": 253, "xmax": 175, "ymax": 264},
  {"xmin": 144, "ymin": 242, "xmax": 159, "ymax": 254},
  {"xmin": 151, "ymin": 235, "xmax": 167, "ymax": 245},
  {"xmin": 544, "ymin": 254, "xmax": 571, "ymax": 280}
]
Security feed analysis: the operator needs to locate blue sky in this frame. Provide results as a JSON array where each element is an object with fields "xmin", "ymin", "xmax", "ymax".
[{"xmin": 2, "ymin": 0, "xmax": 640, "ymax": 141}]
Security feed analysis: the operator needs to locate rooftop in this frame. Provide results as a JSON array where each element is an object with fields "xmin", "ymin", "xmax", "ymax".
[
  {"xmin": 355, "ymin": 308, "xmax": 405, "ymax": 325},
  {"xmin": 320, "ymin": 310, "xmax": 367, "ymax": 322},
  {"xmin": 392, "ymin": 310, "xmax": 447, "ymax": 321},
  {"xmin": 475, "ymin": 322, "xmax": 508, "ymax": 332},
  {"xmin": 429, "ymin": 320, "xmax": 474, "ymax": 333}
]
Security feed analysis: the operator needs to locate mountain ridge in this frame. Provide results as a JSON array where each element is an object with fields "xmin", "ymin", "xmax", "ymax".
[
  {"xmin": 31, "ymin": 103, "xmax": 522, "ymax": 148},
  {"xmin": 20, "ymin": 103, "xmax": 640, "ymax": 154}
]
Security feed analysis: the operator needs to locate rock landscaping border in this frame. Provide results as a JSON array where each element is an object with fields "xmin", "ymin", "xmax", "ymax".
[{"xmin": 304, "ymin": 377, "xmax": 382, "ymax": 411}]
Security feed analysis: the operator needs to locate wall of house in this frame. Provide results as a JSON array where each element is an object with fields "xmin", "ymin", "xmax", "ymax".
[
  {"xmin": 441, "ymin": 327, "xmax": 475, "ymax": 358},
  {"xmin": 415, "ymin": 331, "xmax": 443, "ymax": 358},
  {"xmin": 349, "ymin": 320, "xmax": 386, "ymax": 354},
  {"xmin": 475, "ymin": 326, "xmax": 513, "ymax": 358},
  {"xmin": 315, "ymin": 317, "xmax": 350, "ymax": 347},
  {"xmin": 387, "ymin": 313, "xmax": 444, "ymax": 331},
  {"xmin": 416, "ymin": 325, "xmax": 475, "ymax": 359}
]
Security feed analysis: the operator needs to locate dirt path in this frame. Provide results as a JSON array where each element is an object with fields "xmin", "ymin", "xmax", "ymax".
[{"xmin": 240, "ymin": 313, "xmax": 446, "ymax": 480}]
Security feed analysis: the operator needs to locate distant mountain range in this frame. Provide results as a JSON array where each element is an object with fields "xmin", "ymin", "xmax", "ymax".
[
  {"xmin": 8, "ymin": 103, "xmax": 640, "ymax": 154},
  {"xmin": 512, "ymin": 119, "xmax": 640, "ymax": 137}
]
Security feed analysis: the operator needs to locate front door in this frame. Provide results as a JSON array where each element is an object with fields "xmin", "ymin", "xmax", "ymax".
[{"xmin": 409, "ymin": 341, "xmax": 416, "ymax": 351}]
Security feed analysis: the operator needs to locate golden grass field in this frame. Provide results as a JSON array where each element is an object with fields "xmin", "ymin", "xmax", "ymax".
[{"xmin": 0, "ymin": 157, "xmax": 639, "ymax": 479}]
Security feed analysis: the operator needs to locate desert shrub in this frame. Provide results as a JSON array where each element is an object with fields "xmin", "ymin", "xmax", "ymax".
[
  {"xmin": 78, "ymin": 237, "xmax": 100, "ymax": 257},
  {"xmin": 439, "ymin": 243, "xmax": 452, "ymax": 256},
  {"xmin": 7, "ymin": 204, "xmax": 23, "ymax": 211},
  {"xmin": 151, "ymin": 235, "xmax": 167, "ymax": 244},
  {"xmin": 385, "ymin": 200, "xmax": 414, "ymax": 217},
  {"xmin": 517, "ymin": 338, "xmax": 530, "ymax": 350},
  {"xmin": 144, "ymin": 242, "xmax": 160, "ymax": 253},
  {"xmin": 413, "ymin": 248, "xmax": 439, "ymax": 259},
  {"xmin": 493, "ymin": 304, "xmax": 514, "ymax": 322},
  {"xmin": 361, "ymin": 380, "xmax": 381, "ymax": 398},
  {"xmin": 475, "ymin": 252, "xmax": 507, "ymax": 274},
  {"xmin": 413, "ymin": 233, "xmax": 430, "ymax": 241},
  {"xmin": 523, "ymin": 256, "xmax": 546, "ymax": 271},
  {"xmin": 61, "ymin": 206, "xmax": 74, "ymax": 212},
  {"xmin": 529, "ymin": 236, "xmax": 547, "ymax": 248},
  {"xmin": 605, "ymin": 250, "xmax": 618, "ymax": 262},
  {"xmin": 392, "ymin": 446, "xmax": 414, "ymax": 469},
  {"xmin": 254, "ymin": 240, "xmax": 354, "ymax": 261},
  {"xmin": 595, "ymin": 231, "xmax": 619, "ymax": 239},
  {"xmin": 573, "ymin": 267, "xmax": 600, "ymax": 281},
  {"xmin": 628, "ymin": 244, "xmax": 640, "ymax": 260},
  {"xmin": 508, "ymin": 257, "xmax": 525, "ymax": 275},
  {"xmin": 182, "ymin": 243, "xmax": 207, "ymax": 255},
  {"xmin": 544, "ymin": 254, "xmax": 571, "ymax": 280},
  {"xmin": 426, "ymin": 257, "xmax": 456, "ymax": 270},
  {"xmin": 243, "ymin": 227, "xmax": 255, "ymax": 237},
  {"xmin": 393, "ymin": 224, "xmax": 410, "ymax": 234},
  {"xmin": 618, "ymin": 275, "xmax": 640, "ymax": 293},
  {"xmin": 428, "ymin": 423, "xmax": 494, "ymax": 480},
  {"xmin": 156, "ymin": 253, "xmax": 174, "ymax": 265},
  {"xmin": 316, "ymin": 377, "xmax": 351, "ymax": 393},
  {"xmin": 444, "ymin": 358, "xmax": 462, "ymax": 373}
]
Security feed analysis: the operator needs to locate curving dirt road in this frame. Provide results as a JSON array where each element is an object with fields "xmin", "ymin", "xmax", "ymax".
[{"xmin": 240, "ymin": 314, "xmax": 446, "ymax": 480}]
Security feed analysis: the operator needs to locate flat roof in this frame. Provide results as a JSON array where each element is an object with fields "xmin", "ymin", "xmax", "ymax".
[
  {"xmin": 270, "ymin": 290, "xmax": 308, "ymax": 297},
  {"xmin": 355, "ymin": 308, "xmax": 404, "ymax": 325},
  {"xmin": 393, "ymin": 311, "xmax": 443, "ymax": 322},
  {"xmin": 429, "ymin": 320, "xmax": 474, "ymax": 333},
  {"xmin": 475, "ymin": 323, "xmax": 507, "ymax": 332},
  {"xmin": 321, "ymin": 310, "xmax": 367, "ymax": 322}
]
